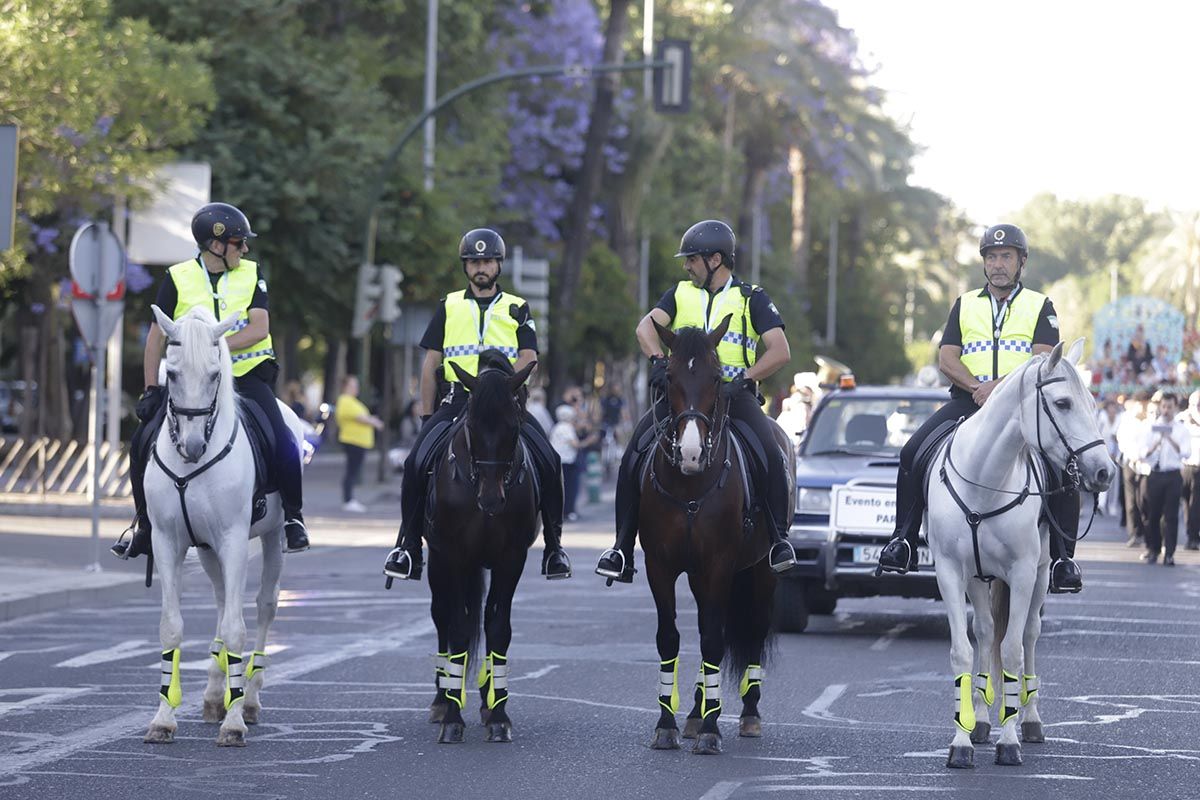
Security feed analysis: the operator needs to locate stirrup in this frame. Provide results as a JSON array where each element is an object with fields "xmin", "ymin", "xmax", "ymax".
[
  {"xmin": 769, "ymin": 540, "xmax": 798, "ymax": 573},
  {"xmin": 284, "ymin": 518, "xmax": 310, "ymax": 553},
  {"xmin": 874, "ymin": 538, "xmax": 913, "ymax": 577},
  {"xmin": 595, "ymin": 548, "xmax": 635, "ymax": 584},
  {"xmin": 110, "ymin": 526, "xmax": 134, "ymax": 560},
  {"xmin": 542, "ymin": 548, "xmax": 573, "ymax": 580},
  {"xmin": 383, "ymin": 547, "xmax": 422, "ymax": 581}
]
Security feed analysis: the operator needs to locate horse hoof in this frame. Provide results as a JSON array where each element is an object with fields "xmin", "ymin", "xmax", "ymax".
[
  {"xmin": 202, "ymin": 699, "xmax": 226, "ymax": 723},
  {"xmin": 946, "ymin": 745, "xmax": 974, "ymax": 769},
  {"xmin": 692, "ymin": 732, "xmax": 723, "ymax": 755},
  {"xmin": 650, "ymin": 728, "xmax": 681, "ymax": 750},
  {"xmin": 143, "ymin": 724, "xmax": 175, "ymax": 744},
  {"xmin": 739, "ymin": 716, "xmax": 762, "ymax": 738},
  {"xmin": 429, "ymin": 701, "xmax": 448, "ymax": 724},
  {"xmin": 995, "ymin": 743, "xmax": 1023, "ymax": 766},
  {"xmin": 216, "ymin": 728, "xmax": 246, "ymax": 747},
  {"xmin": 487, "ymin": 722, "xmax": 512, "ymax": 743},
  {"xmin": 682, "ymin": 717, "xmax": 702, "ymax": 739},
  {"xmin": 243, "ymin": 705, "xmax": 259, "ymax": 725},
  {"xmin": 1021, "ymin": 721, "xmax": 1045, "ymax": 743},
  {"xmin": 480, "ymin": 705, "xmax": 492, "ymax": 726},
  {"xmin": 438, "ymin": 722, "xmax": 465, "ymax": 744},
  {"xmin": 970, "ymin": 721, "xmax": 991, "ymax": 744}
]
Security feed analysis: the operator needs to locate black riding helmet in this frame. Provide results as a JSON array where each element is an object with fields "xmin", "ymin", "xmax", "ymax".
[
  {"xmin": 191, "ymin": 202, "xmax": 257, "ymax": 248},
  {"xmin": 979, "ymin": 223, "xmax": 1028, "ymax": 260},
  {"xmin": 676, "ymin": 219, "xmax": 735, "ymax": 291},
  {"xmin": 460, "ymin": 228, "xmax": 506, "ymax": 261}
]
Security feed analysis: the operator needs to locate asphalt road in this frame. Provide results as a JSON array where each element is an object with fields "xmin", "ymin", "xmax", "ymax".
[{"xmin": 1, "ymin": 511, "xmax": 1198, "ymax": 800}]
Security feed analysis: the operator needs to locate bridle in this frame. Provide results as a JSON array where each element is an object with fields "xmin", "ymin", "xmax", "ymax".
[
  {"xmin": 652, "ymin": 369, "xmax": 730, "ymax": 471},
  {"xmin": 163, "ymin": 339, "xmax": 222, "ymax": 461},
  {"xmin": 449, "ymin": 370, "xmax": 524, "ymax": 490}
]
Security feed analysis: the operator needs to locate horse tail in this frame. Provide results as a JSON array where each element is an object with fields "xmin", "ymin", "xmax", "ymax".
[
  {"xmin": 466, "ymin": 565, "xmax": 486, "ymax": 667},
  {"xmin": 990, "ymin": 579, "xmax": 1010, "ymax": 686},
  {"xmin": 723, "ymin": 565, "xmax": 776, "ymax": 684}
]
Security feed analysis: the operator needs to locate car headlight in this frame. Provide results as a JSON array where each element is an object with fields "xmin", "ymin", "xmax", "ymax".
[{"xmin": 797, "ymin": 487, "xmax": 831, "ymax": 514}]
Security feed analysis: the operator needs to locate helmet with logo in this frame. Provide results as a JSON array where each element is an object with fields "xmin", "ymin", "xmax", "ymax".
[
  {"xmin": 979, "ymin": 223, "xmax": 1028, "ymax": 259},
  {"xmin": 191, "ymin": 202, "xmax": 257, "ymax": 248},
  {"xmin": 675, "ymin": 219, "xmax": 736, "ymax": 266},
  {"xmin": 459, "ymin": 228, "xmax": 506, "ymax": 261}
]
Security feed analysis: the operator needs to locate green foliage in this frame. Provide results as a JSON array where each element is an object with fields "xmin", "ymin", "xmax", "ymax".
[{"xmin": 559, "ymin": 241, "xmax": 641, "ymax": 376}]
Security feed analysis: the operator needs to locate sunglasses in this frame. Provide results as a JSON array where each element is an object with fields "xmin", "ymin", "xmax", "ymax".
[{"xmin": 226, "ymin": 238, "xmax": 248, "ymax": 249}]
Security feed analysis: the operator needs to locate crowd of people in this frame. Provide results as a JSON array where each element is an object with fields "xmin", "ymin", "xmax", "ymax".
[
  {"xmin": 1102, "ymin": 388, "xmax": 1200, "ymax": 565},
  {"xmin": 1090, "ymin": 324, "xmax": 1200, "ymax": 387}
]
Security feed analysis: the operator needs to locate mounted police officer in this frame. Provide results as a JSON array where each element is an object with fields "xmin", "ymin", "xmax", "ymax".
[
  {"xmin": 595, "ymin": 219, "xmax": 797, "ymax": 583},
  {"xmin": 382, "ymin": 228, "xmax": 571, "ymax": 581},
  {"xmin": 875, "ymin": 223, "xmax": 1084, "ymax": 593},
  {"xmin": 111, "ymin": 202, "xmax": 310, "ymax": 560}
]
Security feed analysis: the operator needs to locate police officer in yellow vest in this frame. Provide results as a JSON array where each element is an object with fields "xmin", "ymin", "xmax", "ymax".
[
  {"xmin": 876, "ymin": 223, "xmax": 1083, "ymax": 593},
  {"xmin": 111, "ymin": 202, "xmax": 310, "ymax": 560},
  {"xmin": 382, "ymin": 228, "xmax": 571, "ymax": 581},
  {"xmin": 595, "ymin": 219, "xmax": 798, "ymax": 583}
]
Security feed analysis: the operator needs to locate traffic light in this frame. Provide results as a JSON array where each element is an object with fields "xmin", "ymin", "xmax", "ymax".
[
  {"xmin": 379, "ymin": 264, "xmax": 404, "ymax": 323},
  {"xmin": 352, "ymin": 262, "xmax": 380, "ymax": 339},
  {"xmin": 654, "ymin": 39, "xmax": 692, "ymax": 114}
]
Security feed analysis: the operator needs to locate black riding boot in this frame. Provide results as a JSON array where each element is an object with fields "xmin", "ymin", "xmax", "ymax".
[
  {"xmin": 876, "ymin": 467, "xmax": 922, "ymax": 575},
  {"xmin": 596, "ymin": 444, "xmax": 642, "ymax": 585},
  {"xmin": 522, "ymin": 419, "xmax": 571, "ymax": 579},
  {"xmin": 1048, "ymin": 479, "xmax": 1082, "ymax": 594},
  {"xmin": 384, "ymin": 443, "xmax": 429, "ymax": 581},
  {"xmin": 112, "ymin": 429, "xmax": 152, "ymax": 560}
]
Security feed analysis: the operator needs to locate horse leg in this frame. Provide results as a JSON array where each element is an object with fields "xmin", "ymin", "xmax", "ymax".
[
  {"xmin": 737, "ymin": 559, "xmax": 774, "ymax": 739},
  {"xmin": 244, "ymin": 527, "xmax": 284, "ymax": 726},
  {"xmin": 480, "ymin": 555, "xmax": 524, "ymax": 743},
  {"xmin": 196, "ymin": 547, "xmax": 228, "ymax": 724},
  {"xmin": 688, "ymin": 571, "xmax": 730, "ymax": 755},
  {"xmin": 429, "ymin": 558, "xmax": 451, "ymax": 724},
  {"xmin": 935, "ymin": 564, "xmax": 976, "ymax": 768},
  {"xmin": 145, "ymin": 533, "xmax": 187, "ymax": 744},
  {"xmin": 965, "ymin": 579, "xmax": 994, "ymax": 745},
  {"xmin": 429, "ymin": 552, "xmax": 468, "ymax": 744},
  {"xmin": 995, "ymin": 572, "xmax": 1037, "ymax": 766},
  {"xmin": 646, "ymin": 556, "xmax": 681, "ymax": 750},
  {"xmin": 215, "ymin": 534, "xmax": 250, "ymax": 747},
  {"xmin": 1020, "ymin": 553, "xmax": 1050, "ymax": 745}
]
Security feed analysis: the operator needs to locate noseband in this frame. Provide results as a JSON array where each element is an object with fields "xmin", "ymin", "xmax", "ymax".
[
  {"xmin": 653, "ymin": 381, "xmax": 729, "ymax": 470},
  {"xmin": 164, "ymin": 339, "xmax": 222, "ymax": 459},
  {"xmin": 1031, "ymin": 363, "xmax": 1106, "ymax": 490},
  {"xmin": 457, "ymin": 421, "xmax": 522, "ymax": 488}
]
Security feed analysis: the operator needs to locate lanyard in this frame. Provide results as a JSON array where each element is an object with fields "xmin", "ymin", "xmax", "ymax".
[
  {"xmin": 989, "ymin": 283, "xmax": 1022, "ymax": 340},
  {"xmin": 197, "ymin": 258, "xmax": 230, "ymax": 312},
  {"xmin": 471, "ymin": 291, "xmax": 504, "ymax": 343},
  {"xmin": 704, "ymin": 276, "xmax": 735, "ymax": 333}
]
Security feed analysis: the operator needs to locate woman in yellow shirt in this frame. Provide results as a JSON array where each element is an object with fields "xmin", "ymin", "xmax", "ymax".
[{"xmin": 335, "ymin": 376, "xmax": 383, "ymax": 512}]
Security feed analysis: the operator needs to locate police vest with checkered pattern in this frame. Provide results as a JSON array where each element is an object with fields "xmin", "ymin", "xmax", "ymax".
[
  {"xmin": 169, "ymin": 259, "xmax": 274, "ymax": 378},
  {"xmin": 957, "ymin": 286, "xmax": 1046, "ymax": 383},
  {"xmin": 671, "ymin": 280, "xmax": 760, "ymax": 382},
  {"xmin": 442, "ymin": 289, "xmax": 528, "ymax": 382}
]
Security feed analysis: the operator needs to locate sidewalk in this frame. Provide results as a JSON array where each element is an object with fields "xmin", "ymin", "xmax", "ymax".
[{"xmin": 0, "ymin": 452, "xmax": 618, "ymax": 623}]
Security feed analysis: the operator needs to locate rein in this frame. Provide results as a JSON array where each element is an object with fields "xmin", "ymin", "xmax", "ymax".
[
  {"xmin": 151, "ymin": 417, "xmax": 241, "ymax": 550},
  {"xmin": 940, "ymin": 359, "xmax": 1106, "ymax": 581},
  {"xmin": 164, "ymin": 338, "xmax": 222, "ymax": 458},
  {"xmin": 650, "ymin": 433, "xmax": 734, "ymax": 538}
]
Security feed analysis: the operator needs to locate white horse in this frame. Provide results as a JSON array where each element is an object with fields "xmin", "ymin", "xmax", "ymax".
[
  {"xmin": 924, "ymin": 338, "xmax": 1113, "ymax": 768},
  {"xmin": 143, "ymin": 305, "xmax": 304, "ymax": 746}
]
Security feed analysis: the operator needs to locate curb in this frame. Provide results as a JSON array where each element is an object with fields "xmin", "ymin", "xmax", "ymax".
[{"xmin": 0, "ymin": 571, "xmax": 149, "ymax": 624}]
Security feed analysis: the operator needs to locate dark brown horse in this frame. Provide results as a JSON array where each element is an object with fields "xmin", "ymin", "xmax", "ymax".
[
  {"xmin": 424, "ymin": 352, "xmax": 539, "ymax": 744},
  {"xmin": 641, "ymin": 317, "xmax": 793, "ymax": 754}
]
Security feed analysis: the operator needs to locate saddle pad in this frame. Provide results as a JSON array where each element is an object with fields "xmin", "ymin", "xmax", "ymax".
[
  {"xmin": 237, "ymin": 401, "xmax": 275, "ymax": 522},
  {"xmin": 914, "ymin": 419, "xmax": 958, "ymax": 486},
  {"xmin": 729, "ymin": 418, "xmax": 768, "ymax": 488}
]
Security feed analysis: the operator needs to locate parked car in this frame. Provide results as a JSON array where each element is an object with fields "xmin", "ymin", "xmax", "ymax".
[{"xmin": 777, "ymin": 378, "xmax": 947, "ymax": 632}]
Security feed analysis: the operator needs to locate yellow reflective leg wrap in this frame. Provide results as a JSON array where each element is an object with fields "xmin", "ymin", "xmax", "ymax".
[
  {"xmin": 210, "ymin": 638, "xmax": 228, "ymax": 676},
  {"xmin": 160, "ymin": 649, "xmax": 182, "ymax": 709},
  {"xmin": 486, "ymin": 652, "xmax": 508, "ymax": 710},
  {"xmin": 974, "ymin": 672, "xmax": 994, "ymax": 707},
  {"xmin": 953, "ymin": 673, "xmax": 975, "ymax": 733},
  {"xmin": 700, "ymin": 662, "xmax": 721, "ymax": 719},
  {"xmin": 999, "ymin": 671, "xmax": 1020, "ymax": 724},
  {"xmin": 658, "ymin": 657, "xmax": 680, "ymax": 714},
  {"xmin": 438, "ymin": 651, "xmax": 469, "ymax": 709},
  {"xmin": 739, "ymin": 664, "xmax": 764, "ymax": 698},
  {"xmin": 1020, "ymin": 674, "xmax": 1039, "ymax": 706},
  {"xmin": 246, "ymin": 651, "xmax": 268, "ymax": 681},
  {"xmin": 477, "ymin": 654, "xmax": 491, "ymax": 689},
  {"xmin": 223, "ymin": 653, "xmax": 245, "ymax": 710}
]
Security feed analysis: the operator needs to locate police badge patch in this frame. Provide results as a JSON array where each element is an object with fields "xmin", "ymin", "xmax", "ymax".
[
  {"xmin": 1047, "ymin": 315, "xmax": 1058, "ymax": 329},
  {"xmin": 258, "ymin": 280, "xmax": 267, "ymax": 293}
]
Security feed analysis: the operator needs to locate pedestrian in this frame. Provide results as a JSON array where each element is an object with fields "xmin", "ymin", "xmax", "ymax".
[
  {"xmin": 877, "ymin": 224, "xmax": 1083, "ymax": 593},
  {"xmin": 381, "ymin": 228, "xmax": 571, "ymax": 581},
  {"xmin": 110, "ymin": 202, "xmax": 310, "ymax": 561},
  {"xmin": 1139, "ymin": 391, "xmax": 1188, "ymax": 565},
  {"xmin": 551, "ymin": 404, "xmax": 588, "ymax": 521},
  {"xmin": 1096, "ymin": 397, "xmax": 1122, "ymax": 516},
  {"xmin": 1117, "ymin": 391, "xmax": 1150, "ymax": 548},
  {"xmin": 595, "ymin": 219, "xmax": 798, "ymax": 583},
  {"xmin": 527, "ymin": 386, "xmax": 554, "ymax": 435},
  {"xmin": 335, "ymin": 375, "xmax": 383, "ymax": 513},
  {"xmin": 1177, "ymin": 390, "xmax": 1200, "ymax": 550}
]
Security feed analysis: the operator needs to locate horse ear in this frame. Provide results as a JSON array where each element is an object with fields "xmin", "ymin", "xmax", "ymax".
[
  {"xmin": 151, "ymin": 305, "xmax": 177, "ymax": 338},
  {"xmin": 709, "ymin": 314, "xmax": 733, "ymax": 349},
  {"xmin": 211, "ymin": 313, "xmax": 240, "ymax": 341},
  {"xmin": 1046, "ymin": 341, "xmax": 1065, "ymax": 370},
  {"xmin": 1066, "ymin": 337, "xmax": 1086, "ymax": 365},
  {"xmin": 508, "ymin": 361, "xmax": 537, "ymax": 393},
  {"xmin": 652, "ymin": 317, "xmax": 676, "ymax": 351},
  {"xmin": 448, "ymin": 361, "xmax": 479, "ymax": 393}
]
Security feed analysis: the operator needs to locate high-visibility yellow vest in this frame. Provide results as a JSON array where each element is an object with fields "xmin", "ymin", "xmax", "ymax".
[
  {"xmin": 957, "ymin": 286, "xmax": 1047, "ymax": 382},
  {"xmin": 169, "ymin": 259, "xmax": 274, "ymax": 377},
  {"xmin": 671, "ymin": 280, "xmax": 759, "ymax": 381},
  {"xmin": 442, "ymin": 289, "xmax": 528, "ymax": 382}
]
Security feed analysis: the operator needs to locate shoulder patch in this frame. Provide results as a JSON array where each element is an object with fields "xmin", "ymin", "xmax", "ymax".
[
  {"xmin": 1047, "ymin": 315, "xmax": 1059, "ymax": 330},
  {"xmin": 769, "ymin": 302, "xmax": 780, "ymax": 316},
  {"xmin": 258, "ymin": 279, "xmax": 267, "ymax": 293}
]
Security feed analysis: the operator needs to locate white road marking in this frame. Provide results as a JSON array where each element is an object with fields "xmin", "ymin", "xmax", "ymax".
[
  {"xmin": 512, "ymin": 664, "xmax": 560, "ymax": 681},
  {"xmin": 54, "ymin": 640, "xmax": 152, "ymax": 668},
  {"xmin": 869, "ymin": 623, "xmax": 913, "ymax": 651},
  {"xmin": 802, "ymin": 684, "xmax": 859, "ymax": 723},
  {"xmin": 0, "ymin": 687, "xmax": 91, "ymax": 717}
]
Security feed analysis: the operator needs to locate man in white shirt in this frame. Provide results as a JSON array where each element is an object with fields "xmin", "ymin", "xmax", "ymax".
[
  {"xmin": 1116, "ymin": 392, "xmax": 1150, "ymax": 548},
  {"xmin": 1139, "ymin": 391, "xmax": 1189, "ymax": 565},
  {"xmin": 1096, "ymin": 398, "xmax": 1123, "ymax": 516},
  {"xmin": 1178, "ymin": 390, "xmax": 1200, "ymax": 550}
]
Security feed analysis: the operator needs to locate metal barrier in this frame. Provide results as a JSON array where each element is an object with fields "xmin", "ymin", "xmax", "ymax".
[{"xmin": 0, "ymin": 436, "xmax": 131, "ymax": 498}]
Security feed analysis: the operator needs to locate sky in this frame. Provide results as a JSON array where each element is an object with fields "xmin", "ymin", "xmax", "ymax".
[{"xmin": 826, "ymin": 0, "xmax": 1200, "ymax": 225}]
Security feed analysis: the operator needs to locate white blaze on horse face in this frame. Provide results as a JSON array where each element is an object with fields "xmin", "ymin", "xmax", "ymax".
[{"xmin": 679, "ymin": 416, "xmax": 704, "ymax": 473}]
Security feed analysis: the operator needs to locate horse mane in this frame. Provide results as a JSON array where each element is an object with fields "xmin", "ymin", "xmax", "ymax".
[
  {"xmin": 174, "ymin": 307, "xmax": 235, "ymax": 411},
  {"xmin": 668, "ymin": 326, "xmax": 721, "ymax": 373},
  {"xmin": 478, "ymin": 347, "xmax": 515, "ymax": 376}
]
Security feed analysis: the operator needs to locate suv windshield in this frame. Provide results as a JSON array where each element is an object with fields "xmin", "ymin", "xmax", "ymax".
[{"xmin": 802, "ymin": 395, "xmax": 945, "ymax": 456}]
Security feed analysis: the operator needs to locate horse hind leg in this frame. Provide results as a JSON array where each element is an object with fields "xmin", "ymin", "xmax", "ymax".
[
  {"xmin": 1020, "ymin": 559, "xmax": 1049, "ymax": 745},
  {"xmin": 197, "ymin": 547, "xmax": 227, "ymax": 723},
  {"xmin": 244, "ymin": 527, "xmax": 284, "ymax": 725},
  {"xmin": 736, "ymin": 560, "xmax": 774, "ymax": 739},
  {"xmin": 965, "ymin": 579, "xmax": 995, "ymax": 745}
]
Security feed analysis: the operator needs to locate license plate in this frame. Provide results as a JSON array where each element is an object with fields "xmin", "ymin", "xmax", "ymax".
[{"xmin": 853, "ymin": 544, "xmax": 934, "ymax": 567}]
